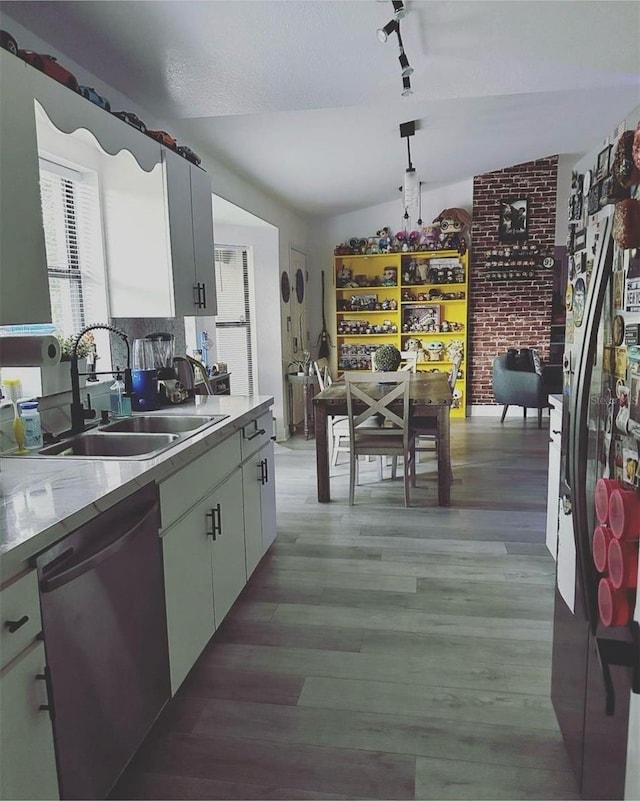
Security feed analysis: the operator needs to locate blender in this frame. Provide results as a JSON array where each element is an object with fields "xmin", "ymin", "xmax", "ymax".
[{"xmin": 131, "ymin": 337, "xmax": 159, "ymax": 411}]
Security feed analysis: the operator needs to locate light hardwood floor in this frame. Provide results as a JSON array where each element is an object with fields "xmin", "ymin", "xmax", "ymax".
[{"xmin": 110, "ymin": 416, "xmax": 580, "ymax": 801}]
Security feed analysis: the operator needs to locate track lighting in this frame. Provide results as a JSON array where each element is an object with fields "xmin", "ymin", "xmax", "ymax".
[
  {"xmin": 377, "ymin": 19, "xmax": 398, "ymax": 42},
  {"xmin": 392, "ymin": 1, "xmax": 409, "ymax": 20},
  {"xmin": 378, "ymin": 2, "xmax": 414, "ymax": 96},
  {"xmin": 398, "ymin": 50, "xmax": 413, "ymax": 78}
]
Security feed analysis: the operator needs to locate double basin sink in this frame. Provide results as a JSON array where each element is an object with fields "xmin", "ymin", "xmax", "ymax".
[{"xmin": 38, "ymin": 414, "xmax": 229, "ymax": 459}]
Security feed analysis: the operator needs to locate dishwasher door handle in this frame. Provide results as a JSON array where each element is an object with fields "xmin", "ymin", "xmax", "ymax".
[{"xmin": 40, "ymin": 505, "xmax": 158, "ymax": 593}]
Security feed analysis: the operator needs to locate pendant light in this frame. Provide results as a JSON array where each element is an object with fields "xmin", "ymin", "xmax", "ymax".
[{"xmin": 400, "ymin": 121, "xmax": 419, "ymax": 210}]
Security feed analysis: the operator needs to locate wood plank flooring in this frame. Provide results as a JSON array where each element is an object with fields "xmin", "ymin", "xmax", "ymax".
[{"xmin": 110, "ymin": 417, "xmax": 580, "ymax": 801}]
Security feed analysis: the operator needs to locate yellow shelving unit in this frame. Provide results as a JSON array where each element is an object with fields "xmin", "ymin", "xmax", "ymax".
[{"xmin": 333, "ymin": 249, "xmax": 469, "ymax": 417}]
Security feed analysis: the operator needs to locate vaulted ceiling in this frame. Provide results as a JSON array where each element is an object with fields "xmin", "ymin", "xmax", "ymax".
[{"xmin": 2, "ymin": 1, "xmax": 639, "ymax": 218}]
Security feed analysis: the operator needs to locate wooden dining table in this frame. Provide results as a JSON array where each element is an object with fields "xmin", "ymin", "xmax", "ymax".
[{"xmin": 312, "ymin": 372, "xmax": 453, "ymax": 505}]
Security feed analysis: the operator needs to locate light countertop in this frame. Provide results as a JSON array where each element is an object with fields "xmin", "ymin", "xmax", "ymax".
[{"xmin": 0, "ymin": 395, "xmax": 273, "ymax": 583}]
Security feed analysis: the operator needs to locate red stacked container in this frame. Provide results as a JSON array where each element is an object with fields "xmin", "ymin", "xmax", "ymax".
[{"xmin": 593, "ymin": 479, "xmax": 639, "ymax": 627}]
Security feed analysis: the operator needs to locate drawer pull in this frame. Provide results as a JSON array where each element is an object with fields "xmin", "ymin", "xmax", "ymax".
[
  {"xmin": 206, "ymin": 504, "xmax": 222, "ymax": 539},
  {"xmin": 5, "ymin": 615, "xmax": 29, "ymax": 633},
  {"xmin": 36, "ymin": 669, "xmax": 55, "ymax": 719},
  {"xmin": 245, "ymin": 427, "xmax": 265, "ymax": 441}
]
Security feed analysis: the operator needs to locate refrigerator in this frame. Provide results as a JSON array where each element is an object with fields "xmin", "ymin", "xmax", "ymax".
[{"xmin": 551, "ymin": 108, "xmax": 640, "ymax": 800}]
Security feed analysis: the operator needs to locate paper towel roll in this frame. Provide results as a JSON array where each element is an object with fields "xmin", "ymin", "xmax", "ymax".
[{"xmin": 0, "ymin": 335, "xmax": 61, "ymax": 367}]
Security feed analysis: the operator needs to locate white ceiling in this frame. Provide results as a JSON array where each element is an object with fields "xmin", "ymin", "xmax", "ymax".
[{"xmin": 2, "ymin": 1, "xmax": 639, "ymax": 219}]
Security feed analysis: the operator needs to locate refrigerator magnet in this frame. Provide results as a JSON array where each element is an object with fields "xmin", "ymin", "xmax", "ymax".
[
  {"xmin": 573, "ymin": 277, "xmax": 586, "ymax": 326},
  {"xmin": 613, "ymin": 315, "xmax": 625, "ymax": 346}
]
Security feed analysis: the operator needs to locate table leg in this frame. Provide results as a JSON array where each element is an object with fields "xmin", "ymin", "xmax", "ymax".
[
  {"xmin": 437, "ymin": 407, "xmax": 451, "ymax": 506},
  {"xmin": 303, "ymin": 380, "xmax": 310, "ymax": 440},
  {"xmin": 315, "ymin": 404, "xmax": 330, "ymax": 502}
]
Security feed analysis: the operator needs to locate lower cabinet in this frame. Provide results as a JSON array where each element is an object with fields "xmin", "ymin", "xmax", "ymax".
[
  {"xmin": 0, "ymin": 641, "xmax": 59, "ymax": 800},
  {"xmin": 160, "ymin": 412, "xmax": 277, "ymax": 695},
  {"xmin": 162, "ymin": 467, "xmax": 246, "ymax": 693},
  {"xmin": 243, "ymin": 440, "xmax": 277, "ymax": 577}
]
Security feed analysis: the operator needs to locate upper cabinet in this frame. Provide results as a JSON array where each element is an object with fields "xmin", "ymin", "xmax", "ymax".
[
  {"xmin": 163, "ymin": 149, "xmax": 217, "ymax": 317},
  {"xmin": 0, "ymin": 52, "xmax": 51, "ymax": 325},
  {"xmin": 0, "ymin": 49, "xmax": 216, "ymax": 323}
]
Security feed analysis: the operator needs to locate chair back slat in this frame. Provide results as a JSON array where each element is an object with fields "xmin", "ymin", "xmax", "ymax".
[{"xmin": 344, "ymin": 372, "xmax": 411, "ymax": 448}]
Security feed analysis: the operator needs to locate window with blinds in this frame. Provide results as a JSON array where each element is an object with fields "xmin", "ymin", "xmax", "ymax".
[
  {"xmin": 214, "ymin": 247, "xmax": 255, "ymax": 395},
  {"xmin": 39, "ymin": 159, "xmax": 110, "ymax": 365}
]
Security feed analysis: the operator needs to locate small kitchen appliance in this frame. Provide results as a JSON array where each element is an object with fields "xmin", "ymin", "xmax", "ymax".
[{"xmin": 145, "ymin": 332, "xmax": 188, "ymax": 405}]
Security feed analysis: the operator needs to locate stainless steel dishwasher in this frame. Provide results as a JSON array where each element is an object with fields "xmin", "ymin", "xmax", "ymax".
[{"xmin": 35, "ymin": 482, "xmax": 170, "ymax": 800}]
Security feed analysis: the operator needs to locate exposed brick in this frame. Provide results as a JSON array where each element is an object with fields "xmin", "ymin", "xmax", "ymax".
[{"xmin": 470, "ymin": 156, "xmax": 558, "ymax": 405}]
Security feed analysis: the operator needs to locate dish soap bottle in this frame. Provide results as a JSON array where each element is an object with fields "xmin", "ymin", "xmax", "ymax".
[
  {"xmin": 110, "ymin": 372, "xmax": 132, "ymax": 418},
  {"xmin": 19, "ymin": 401, "xmax": 43, "ymax": 450}
]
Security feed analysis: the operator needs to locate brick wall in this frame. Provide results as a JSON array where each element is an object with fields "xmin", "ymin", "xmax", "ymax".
[{"xmin": 470, "ymin": 156, "xmax": 558, "ymax": 405}]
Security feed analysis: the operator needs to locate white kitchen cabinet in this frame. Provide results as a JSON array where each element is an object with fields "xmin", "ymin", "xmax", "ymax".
[
  {"xmin": 241, "ymin": 412, "xmax": 277, "ymax": 575},
  {"xmin": 0, "ymin": 51, "xmax": 51, "ymax": 325},
  {"xmin": 162, "ymin": 466, "xmax": 246, "ymax": 693},
  {"xmin": 208, "ymin": 469, "xmax": 246, "ymax": 624},
  {"xmin": 546, "ymin": 399, "xmax": 563, "ymax": 559},
  {"xmin": 163, "ymin": 148, "xmax": 217, "ymax": 317},
  {"xmin": 161, "ymin": 498, "xmax": 217, "ymax": 693},
  {"xmin": 0, "ymin": 568, "xmax": 58, "ymax": 800}
]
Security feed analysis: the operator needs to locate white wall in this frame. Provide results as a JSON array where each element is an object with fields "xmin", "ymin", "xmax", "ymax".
[{"xmin": 213, "ymin": 221, "xmax": 286, "ymax": 440}]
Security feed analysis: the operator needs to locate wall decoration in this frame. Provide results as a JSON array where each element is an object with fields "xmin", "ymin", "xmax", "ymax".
[
  {"xmin": 295, "ymin": 268, "xmax": 305, "ymax": 303},
  {"xmin": 498, "ymin": 197, "xmax": 528, "ymax": 243},
  {"xmin": 596, "ymin": 145, "xmax": 612, "ymax": 180},
  {"xmin": 280, "ymin": 270, "xmax": 290, "ymax": 303},
  {"xmin": 573, "ymin": 277, "xmax": 586, "ymax": 326}
]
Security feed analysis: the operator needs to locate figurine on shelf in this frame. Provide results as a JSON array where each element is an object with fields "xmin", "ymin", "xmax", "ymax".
[
  {"xmin": 381, "ymin": 266, "xmax": 397, "ymax": 286},
  {"xmin": 377, "ymin": 227, "xmax": 392, "ymax": 252},
  {"xmin": 395, "ymin": 230, "xmax": 410, "ymax": 252},
  {"xmin": 420, "ymin": 225, "xmax": 440, "ymax": 250},
  {"xmin": 432, "ymin": 208, "xmax": 472, "ymax": 254}
]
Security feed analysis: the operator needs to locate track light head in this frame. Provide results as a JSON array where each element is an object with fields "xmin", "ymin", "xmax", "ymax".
[
  {"xmin": 377, "ymin": 19, "xmax": 398, "ymax": 42},
  {"xmin": 401, "ymin": 75, "xmax": 413, "ymax": 96},
  {"xmin": 398, "ymin": 51, "xmax": 413, "ymax": 77},
  {"xmin": 392, "ymin": 1, "xmax": 409, "ymax": 20}
]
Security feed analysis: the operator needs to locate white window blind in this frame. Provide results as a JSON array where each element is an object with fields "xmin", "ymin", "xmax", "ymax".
[
  {"xmin": 39, "ymin": 162, "xmax": 110, "ymax": 365},
  {"xmin": 214, "ymin": 247, "xmax": 255, "ymax": 395}
]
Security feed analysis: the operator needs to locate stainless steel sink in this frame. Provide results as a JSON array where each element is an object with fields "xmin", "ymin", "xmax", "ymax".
[
  {"xmin": 100, "ymin": 414, "xmax": 228, "ymax": 434},
  {"xmin": 39, "ymin": 432, "xmax": 180, "ymax": 458}
]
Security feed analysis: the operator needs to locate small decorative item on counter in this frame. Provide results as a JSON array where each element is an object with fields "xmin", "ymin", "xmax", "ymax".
[{"xmin": 19, "ymin": 401, "xmax": 43, "ymax": 450}]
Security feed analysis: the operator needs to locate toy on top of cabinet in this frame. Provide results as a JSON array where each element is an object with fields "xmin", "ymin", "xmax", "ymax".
[{"xmin": 432, "ymin": 208, "xmax": 472, "ymax": 254}]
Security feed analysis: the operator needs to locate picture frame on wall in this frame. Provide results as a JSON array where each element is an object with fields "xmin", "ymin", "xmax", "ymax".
[
  {"xmin": 596, "ymin": 145, "xmax": 611, "ymax": 180},
  {"xmin": 498, "ymin": 197, "xmax": 528, "ymax": 243}
]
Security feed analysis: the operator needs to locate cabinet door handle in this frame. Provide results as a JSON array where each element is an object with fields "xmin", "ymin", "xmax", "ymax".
[
  {"xmin": 5, "ymin": 615, "xmax": 29, "ymax": 633},
  {"xmin": 213, "ymin": 503, "xmax": 222, "ymax": 538},
  {"xmin": 200, "ymin": 282, "xmax": 207, "ymax": 309},
  {"xmin": 36, "ymin": 667, "xmax": 55, "ymax": 720},
  {"xmin": 258, "ymin": 459, "xmax": 267, "ymax": 485},
  {"xmin": 245, "ymin": 427, "xmax": 265, "ymax": 441},
  {"xmin": 264, "ymin": 457, "xmax": 269, "ymax": 484},
  {"xmin": 193, "ymin": 284, "xmax": 202, "ymax": 308},
  {"xmin": 205, "ymin": 508, "xmax": 216, "ymax": 540},
  {"xmin": 553, "ymin": 429, "xmax": 561, "ymax": 435}
]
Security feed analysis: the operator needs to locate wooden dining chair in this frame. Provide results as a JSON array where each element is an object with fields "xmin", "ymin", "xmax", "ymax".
[
  {"xmin": 344, "ymin": 371, "xmax": 416, "ymax": 506},
  {"xmin": 399, "ymin": 351, "xmax": 418, "ymax": 373}
]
